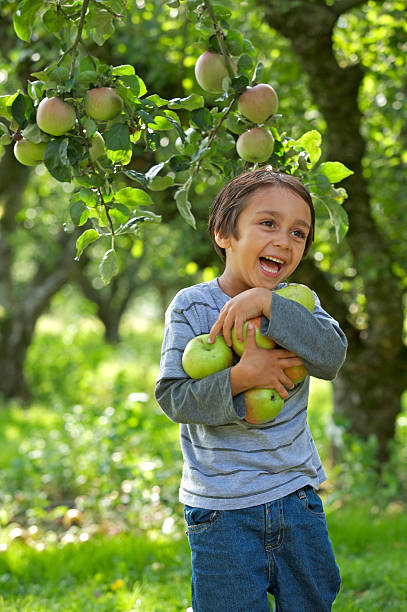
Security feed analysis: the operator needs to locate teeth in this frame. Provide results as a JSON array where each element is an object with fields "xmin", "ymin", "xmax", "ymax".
[{"xmin": 262, "ymin": 256, "xmax": 284, "ymax": 264}]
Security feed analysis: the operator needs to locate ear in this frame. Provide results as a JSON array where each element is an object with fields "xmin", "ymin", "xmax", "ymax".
[{"xmin": 215, "ymin": 231, "xmax": 231, "ymax": 250}]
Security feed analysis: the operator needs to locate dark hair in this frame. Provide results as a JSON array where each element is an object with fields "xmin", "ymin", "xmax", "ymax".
[{"xmin": 208, "ymin": 166, "xmax": 315, "ymax": 262}]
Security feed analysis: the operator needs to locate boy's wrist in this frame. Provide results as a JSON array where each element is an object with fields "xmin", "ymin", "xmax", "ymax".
[{"xmin": 229, "ymin": 362, "xmax": 252, "ymax": 396}]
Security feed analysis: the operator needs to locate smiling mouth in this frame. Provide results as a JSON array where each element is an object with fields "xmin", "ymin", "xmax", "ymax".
[{"xmin": 259, "ymin": 256, "xmax": 285, "ymax": 276}]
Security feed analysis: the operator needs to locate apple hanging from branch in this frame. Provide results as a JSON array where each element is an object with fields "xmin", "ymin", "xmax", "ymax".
[
  {"xmin": 236, "ymin": 127, "xmax": 275, "ymax": 163},
  {"xmin": 13, "ymin": 138, "xmax": 47, "ymax": 166},
  {"xmin": 85, "ymin": 87, "xmax": 123, "ymax": 122},
  {"xmin": 194, "ymin": 51, "xmax": 236, "ymax": 94},
  {"xmin": 36, "ymin": 96, "xmax": 76, "ymax": 136},
  {"xmin": 238, "ymin": 84, "xmax": 279, "ymax": 124}
]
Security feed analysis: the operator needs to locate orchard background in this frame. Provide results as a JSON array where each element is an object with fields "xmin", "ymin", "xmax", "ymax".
[{"xmin": 0, "ymin": 0, "xmax": 406, "ymax": 610}]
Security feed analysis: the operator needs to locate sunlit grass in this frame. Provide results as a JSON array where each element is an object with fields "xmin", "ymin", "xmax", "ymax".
[{"xmin": 1, "ymin": 307, "xmax": 406, "ymax": 611}]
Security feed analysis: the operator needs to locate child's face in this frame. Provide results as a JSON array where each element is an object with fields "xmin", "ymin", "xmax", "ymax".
[{"xmin": 216, "ymin": 185, "xmax": 311, "ymax": 296}]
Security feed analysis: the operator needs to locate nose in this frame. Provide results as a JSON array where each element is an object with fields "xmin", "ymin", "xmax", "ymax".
[{"xmin": 271, "ymin": 229, "xmax": 289, "ymax": 249}]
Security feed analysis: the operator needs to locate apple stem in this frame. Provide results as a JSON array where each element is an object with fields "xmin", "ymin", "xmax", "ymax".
[{"xmin": 202, "ymin": 0, "xmax": 235, "ymax": 80}]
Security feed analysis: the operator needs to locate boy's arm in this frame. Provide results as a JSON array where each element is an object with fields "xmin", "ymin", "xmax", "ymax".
[
  {"xmin": 266, "ymin": 292, "xmax": 347, "ymax": 380},
  {"xmin": 208, "ymin": 286, "xmax": 347, "ymax": 381},
  {"xmin": 155, "ymin": 298, "xmax": 246, "ymax": 425},
  {"xmin": 155, "ymin": 370, "xmax": 245, "ymax": 425}
]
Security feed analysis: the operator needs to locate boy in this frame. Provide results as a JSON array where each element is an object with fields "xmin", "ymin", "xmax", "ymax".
[{"xmin": 155, "ymin": 167, "xmax": 347, "ymax": 611}]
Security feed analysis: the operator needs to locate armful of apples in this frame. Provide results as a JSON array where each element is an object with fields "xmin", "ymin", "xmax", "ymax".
[{"xmin": 182, "ymin": 284, "xmax": 315, "ymax": 425}]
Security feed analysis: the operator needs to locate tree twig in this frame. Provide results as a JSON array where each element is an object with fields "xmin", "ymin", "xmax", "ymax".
[
  {"xmin": 202, "ymin": 0, "xmax": 235, "ymax": 79},
  {"xmin": 69, "ymin": 0, "xmax": 90, "ymax": 79}
]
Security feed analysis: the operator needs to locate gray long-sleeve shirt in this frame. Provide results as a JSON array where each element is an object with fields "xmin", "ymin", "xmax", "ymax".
[{"xmin": 155, "ymin": 278, "xmax": 347, "ymax": 510}]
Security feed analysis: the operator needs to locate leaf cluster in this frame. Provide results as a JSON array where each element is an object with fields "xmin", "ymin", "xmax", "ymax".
[{"xmin": 1, "ymin": 0, "xmax": 353, "ymax": 283}]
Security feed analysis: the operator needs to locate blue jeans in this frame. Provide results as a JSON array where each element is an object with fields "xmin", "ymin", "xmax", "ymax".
[{"xmin": 184, "ymin": 486, "xmax": 340, "ymax": 612}]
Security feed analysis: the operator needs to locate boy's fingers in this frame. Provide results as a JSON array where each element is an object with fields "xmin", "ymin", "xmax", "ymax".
[
  {"xmin": 271, "ymin": 383, "xmax": 289, "ymax": 399},
  {"xmin": 279, "ymin": 357, "xmax": 304, "ymax": 368},
  {"xmin": 281, "ymin": 374, "xmax": 296, "ymax": 390},
  {"xmin": 243, "ymin": 323, "xmax": 257, "ymax": 350},
  {"xmin": 208, "ymin": 319, "xmax": 223, "ymax": 343}
]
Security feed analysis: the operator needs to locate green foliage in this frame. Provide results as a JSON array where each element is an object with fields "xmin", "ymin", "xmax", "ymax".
[{"xmin": 1, "ymin": 0, "xmax": 352, "ymax": 283}]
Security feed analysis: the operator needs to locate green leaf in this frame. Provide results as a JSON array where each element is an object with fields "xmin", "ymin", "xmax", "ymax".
[
  {"xmin": 109, "ymin": 203, "xmax": 131, "ymax": 225},
  {"xmin": 145, "ymin": 94, "xmax": 169, "ymax": 107},
  {"xmin": 231, "ymin": 75, "xmax": 250, "ymax": 93},
  {"xmin": 99, "ymin": 249, "xmax": 119, "ymax": 285},
  {"xmin": 319, "ymin": 161, "xmax": 354, "ymax": 184},
  {"xmin": 76, "ymin": 229, "xmax": 100, "ymax": 259},
  {"xmin": 168, "ymin": 94, "xmax": 205, "ymax": 111},
  {"xmin": 72, "ymin": 189, "xmax": 98, "ymax": 208},
  {"xmin": 44, "ymin": 139, "xmax": 72, "ymax": 182},
  {"xmin": 148, "ymin": 176, "xmax": 174, "ymax": 191},
  {"xmin": 86, "ymin": 9, "xmax": 114, "ymax": 46},
  {"xmin": 315, "ymin": 173, "xmax": 332, "ymax": 193},
  {"xmin": 112, "ymin": 65, "xmax": 135, "ymax": 76},
  {"xmin": 191, "ymin": 108, "xmax": 213, "ymax": 131},
  {"xmin": 0, "ymin": 123, "xmax": 11, "ymax": 146},
  {"xmin": 120, "ymin": 210, "xmax": 161, "ymax": 232},
  {"xmin": 13, "ymin": 0, "xmax": 42, "ymax": 42},
  {"xmin": 119, "ymin": 74, "xmax": 147, "ymax": 98},
  {"xmin": 42, "ymin": 8, "xmax": 65, "ymax": 34},
  {"xmin": 122, "ymin": 169, "xmax": 148, "ymax": 187},
  {"xmin": 296, "ymin": 130, "xmax": 321, "ymax": 166},
  {"xmin": 82, "ymin": 117, "xmax": 97, "ymax": 137},
  {"xmin": 27, "ymin": 80, "xmax": 44, "ymax": 102},
  {"xmin": 0, "ymin": 95, "xmax": 13, "ymax": 120},
  {"xmin": 22, "ymin": 123, "xmax": 47, "ymax": 144},
  {"xmin": 115, "ymin": 187, "xmax": 154, "ymax": 207},
  {"xmin": 149, "ymin": 112, "xmax": 179, "ymax": 131},
  {"xmin": 253, "ymin": 62, "xmax": 264, "ymax": 83},
  {"xmin": 104, "ymin": 123, "xmax": 131, "ymax": 151},
  {"xmin": 75, "ymin": 70, "xmax": 98, "ymax": 86},
  {"xmin": 169, "ymin": 155, "xmax": 190, "ymax": 172},
  {"xmin": 175, "ymin": 183, "xmax": 196, "ymax": 229},
  {"xmin": 237, "ymin": 54, "xmax": 253, "ymax": 75},
  {"xmin": 225, "ymin": 28, "xmax": 244, "ymax": 56},
  {"xmin": 317, "ymin": 195, "xmax": 349, "ymax": 242},
  {"xmin": 11, "ymin": 93, "xmax": 32, "ymax": 126},
  {"xmin": 70, "ymin": 200, "xmax": 89, "ymax": 226}
]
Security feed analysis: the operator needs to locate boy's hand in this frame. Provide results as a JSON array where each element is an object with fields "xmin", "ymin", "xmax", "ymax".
[
  {"xmin": 209, "ymin": 288, "xmax": 272, "ymax": 346},
  {"xmin": 230, "ymin": 323, "xmax": 303, "ymax": 399}
]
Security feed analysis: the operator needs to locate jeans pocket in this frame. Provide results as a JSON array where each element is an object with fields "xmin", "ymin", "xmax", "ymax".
[
  {"xmin": 296, "ymin": 486, "xmax": 326, "ymax": 519},
  {"xmin": 184, "ymin": 505, "xmax": 221, "ymax": 534}
]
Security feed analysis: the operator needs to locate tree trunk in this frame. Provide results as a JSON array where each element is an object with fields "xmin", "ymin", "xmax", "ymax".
[
  {"xmin": 0, "ymin": 149, "xmax": 85, "ymax": 400},
  {"xmin": 260, "ymin": 0, "xmax": 407, "ymax": 461}
]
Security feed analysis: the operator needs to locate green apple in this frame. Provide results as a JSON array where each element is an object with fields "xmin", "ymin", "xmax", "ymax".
[
  {"xmin": 244, "ymin": 388, "xmax": 284, "ymax": 424},
  {"xmin": 236, "ymin": 127, "xmax": 274, "ymax": 163},
  {"xmin": 36, "ymin": 96, "xmax": 76, "ymax": 136},
  {"xmin": 182, "ymin": 334, "xmax": 234, "ymax": 379},
  {"xmin": 85, "ymin": 87, "xmax": 122, "ymax": 121},
  {"xmin": 231, "ymin": 316, "xmax": 276, "ymax": 357},
  {"xmin": 274, "ymin": 283, "xmax": 315, "ymax": 312},
  {"xmin": 194, "ymin": 51, "xmax": 236, "ymax": 94},
  {"xmin": 14, "ymin": 138, "xmax": 46, "ymax": 166},
  {"xmin": 238, "ymin": 84, "xmax": 279, "ymax": 124}
]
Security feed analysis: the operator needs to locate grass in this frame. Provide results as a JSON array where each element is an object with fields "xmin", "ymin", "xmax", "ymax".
[
  {"xmin": 0, "ymin": 505, "xmax": 406, "ymax": 611},
  {"xmin": 0, "ymin": 304, "xmax": 406, "ymax": 611}
]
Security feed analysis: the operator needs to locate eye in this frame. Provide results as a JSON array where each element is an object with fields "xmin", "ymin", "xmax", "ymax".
[
  {"xmin": 261, "ymin": 219, "xmax": 275, "ymax": 228},
  {"xmin": 292, "ymin": 229, "xmax": 307, "ymax": 240}
]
